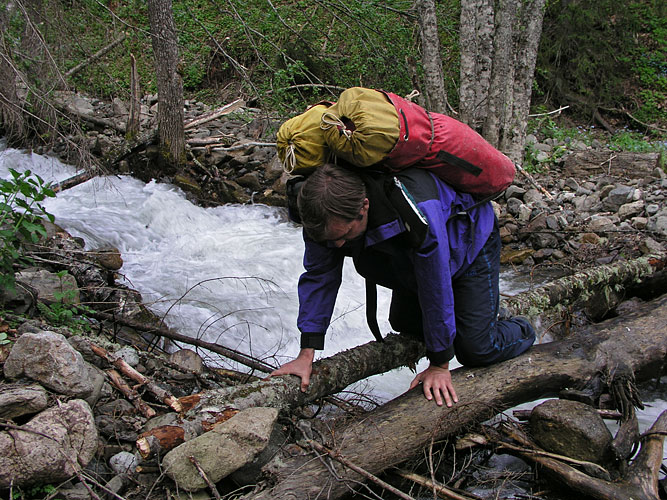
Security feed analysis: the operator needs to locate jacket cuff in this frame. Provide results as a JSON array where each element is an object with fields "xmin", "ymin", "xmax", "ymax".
[
  {"xmin": 427, "ymin": 346, "xmax": 455, "ymax": 366},
  {"xmin": 300, "ymin": 332, "xmax": 325, "ymax": 350}
]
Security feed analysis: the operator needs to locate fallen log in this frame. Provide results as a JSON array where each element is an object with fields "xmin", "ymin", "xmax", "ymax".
[
  {"xmin": 563, "ymin": 150, "xmax": 661, "ymax": 178},
  {"xmin": 242, "ymin": 293, "xmax": 667, "ymax": 500},
  {"xmin": 140, "ymin": 254, "xmax": 664, "ymax": 459}
]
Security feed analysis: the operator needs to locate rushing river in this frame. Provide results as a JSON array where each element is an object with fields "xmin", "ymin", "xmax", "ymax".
[{"xmin": 1, "ymin": 142, "xmax": 664, "ymax": 471}]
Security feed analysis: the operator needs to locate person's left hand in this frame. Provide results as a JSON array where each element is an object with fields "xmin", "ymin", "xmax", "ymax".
[{"xmin": 409, "ymin": 362, "xmax": 458, "ymax": 407}]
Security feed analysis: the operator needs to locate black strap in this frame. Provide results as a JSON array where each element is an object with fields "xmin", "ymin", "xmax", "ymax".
[
  {"xmin": 365, "ymin": 280, "xmax": 384, "ymax": 343},
  {"xmin": 435, "ymin": 149, "xmax": 483, "ymax": 177}
]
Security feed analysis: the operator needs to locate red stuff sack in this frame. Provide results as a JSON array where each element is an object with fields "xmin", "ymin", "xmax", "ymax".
[{"xmin": 382, "ymin": 91, "xmax": 516, "ymax": 196}]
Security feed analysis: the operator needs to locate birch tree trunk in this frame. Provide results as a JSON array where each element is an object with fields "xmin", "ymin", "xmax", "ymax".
[
  {"xmin": 147, "ymin": 0, "xmax": 186, "ymax": 169},
  {"xmin": 0, "ymin": 9, "xmax": 25, "ymax": 145},
  {"xmin": 415, "ymin": 0, "xmax": 448, "ymax": 113}
]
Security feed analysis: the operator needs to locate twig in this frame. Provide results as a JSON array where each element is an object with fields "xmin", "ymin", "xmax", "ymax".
[
  {"xmin": 396, "ymin": 469, "xmax": 480, "ymax": 500},
  {"xmin": 189, "ymin": 456, "xmax": 222, "ymax": 500},
  {"xmin": 106, "ymin": 368, "xmax": 156, "ymax": 418},
  {"xmin": 90, "ymin": 342, "xmax": 182, "ymax": 412},
  {"xmin": 184, "ymin": 99, "xmax": 245, "ymax": 129},
  {"xmin": 515, "ymin": 164, "xmax": 554, "ymax": 200},
  {"xmin": 64, "ymin": 33, "xmax": 127, "ymax": 79},
  {"xmin": 527, "ymin": 105, "xmax": 570, "ymax": 118},
  {"xmin": 304, "ymin": 437, "xmax": 416, "ymax": 500}
]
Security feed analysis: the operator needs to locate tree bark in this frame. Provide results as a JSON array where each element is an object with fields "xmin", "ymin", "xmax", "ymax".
[
  {"xmin": 459, "ymin": 0, "xmax": 546, "ymax": 164},
  {"xmin": 0, "ymin": 6, "xmax": 26, "ymax": 145},
  {"xmin": 243, "ymin": 294, "xmax": 667, "ymax": 500},
  {"xmin": 147, "ymin": 0, "xmax": 186, "ymax": 169},
  {"xmin": 415, "ymin": 0, "xmax": 448, "ymax": 113},
  {"xmin": 458, "ymin": 0, "xmax": 494, "ymax": 128},
  {"xmin": 127, "ymin": 53, "xmax": 141, "ymax": 140}
]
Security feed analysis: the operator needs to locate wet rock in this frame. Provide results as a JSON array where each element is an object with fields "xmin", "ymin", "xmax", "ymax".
[
  {"xmin": 529, "ymin": 399, "xmax": 613, "ymax": 465},
  {"xmin": 0, "ymin": 383, "xmax": 48, "ymax": 419},
  {"xmin": 89, "ymin": 246, "xmax": 123, "ymax": 270},
  {"xmin": 170, "ymin": 349, "xmax": 204, "ymax": 375},
  {"xmin": 236, "ymin": 171, "xmax": 262, "ymax": 191},
  {"xmin": 4, "ymin": 331, "xmax": 95, "ymax": 397},
  {"xmin": 0, "ymin": 399, "xmax": 98, "ymax": 488},
  {"xmin": 163, "ymin": 406, "xmax": 279, "ymax": 491}
]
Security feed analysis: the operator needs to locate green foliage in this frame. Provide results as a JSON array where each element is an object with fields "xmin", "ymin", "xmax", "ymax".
[
  {"xmin": 0, "ymin": 169, "xmax": 55, "ymax": 291},
  {"xmin": 0, "ymin": 331, "xmax": 10, "ymax": 345},
  {"xmin": 535, "ymin": 0, "xmax": 666, "ymax": 125},
  {"xmin": 36, "ymin": 272, "xmax": 93, "ymax": 332},
  {"xmin": 12, "ymin": 483, "xmax": 58, "ymax": 500}
]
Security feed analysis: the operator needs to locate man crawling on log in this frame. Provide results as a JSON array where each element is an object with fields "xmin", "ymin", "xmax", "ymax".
[{"xmin": 270, "ymin": 163, "xmax": 535, "ymax": 406}]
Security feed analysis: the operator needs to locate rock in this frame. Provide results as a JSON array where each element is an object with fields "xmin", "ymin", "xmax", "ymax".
[
  {"xmin": 505, "ymin": 185, "xmax": 526, "ymax": 200},
  {"xmin": 109, "ymin": 451, "xmax": 140, "ymax": 475},
  {"xmin": 163, "ymin": 407, "xmax": 279, "ymax": 491},
  {"xmin": 529, "ymin": 399, "xmax": 613, "ymax": 466},
  {"xmin": 0, "ymin": 383, "xmax": 48, "ymax": 419},
  {"xmin": 169, "ymin": 349, "xmax": 204, "ymax": 374},
  {"xmin": 580, "ymin": 232, "xmax": 601, "ymax": 245},
  {"xmin": 587, "ymin": 215, "xmax": 615, "ymax": 233},
  {"xmin": 506, "ymin": 197, "xmax": 523, "ymax": 217},
  {"xmin": 523, "ymin": 188, "xmax": 543, "ymax": 204},
  {"xmin": 4, "ymin": 330, "xmax": 95, "ymax": 397},
  {"xmin": 114, "ymin": 346, "xmax": 141, "ymax": 367},
  {"xmin": 0, "ymin": 399, "xmax": 98, "ymax": 488},
  {"xmin": 236, "ymin": 171, "xmax": 262, "ymax": 191},
  {"xmin": 89, "ymin": 247, "xmax": 123, "ymax": 270},
  {"xmin": 617, "ymin": 200, "xmax": 645, "ymax": 220},
  {"xmin": 639, "ymin": 237, "xmax": 665, "ymax": 255},
  {"xmin": 603, "ymin": 185, "xmax": 633, "ymax": 210},
  {"xmin": 564, "ymin": 177, "xmax": 580, "ymax": 191},
  {"xmin": 15, "ymin": 268, "xmax": 80, "ymax": 305},
  {"xmin": 500, "ymin": 248, "xmax": 534, "ymax": 265}
]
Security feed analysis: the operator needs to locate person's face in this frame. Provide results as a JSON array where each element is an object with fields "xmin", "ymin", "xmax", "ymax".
[{"xmin": 324, "ymin": 198, "xmax": 369, "ymax": 248}]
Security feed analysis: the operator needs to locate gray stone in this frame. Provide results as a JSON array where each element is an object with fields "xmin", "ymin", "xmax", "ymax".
[
  {"xmin": 646, "ymin": 203, "xmax": 660, "ymax": 216},
  {"xmin": 163, "ymin": 407, "xmax": 279, "ymax": 491},
  {"xmin": 564, "ymin": 177, "xmax": 580, "ymax": 191},
  {"xmin": 505, "ymin": 185, "xmax": 526, "ymax": 200},
  {"xmin": 587, "ymin": 215, "xmax": 615, "ymax": 233},
  {"xmin": 530, "ymin": 399, "xmax": 613, "ymax": 465},
  {"xmin": 506, "ymin": 197, "xmax": 523, "ymax": 216},
  {"xmin": 4, "ymin": 331, "xmax": 94, "ymax": 397},
  {"xmin": 109, "ymin": 451, "xmax": 139, "ymax": 475},
  {"xmin": 618, "ymin": 200, "xmax": 645, "ymax": 220},
  {"xmin": 0, "ymin": 399, "xmax": 98, "ymax": 488},
  {"xmin": 114, "ymin": 346, "xmax": 140, "ymax": 367},
  {"xmin": 523, "ymin": 188, "xmax": 543, "ymax": 205},
  {"xmin": 648, "ymin": 214, "xmax": 667, "ymax": 236},
  {"xmin": 639, "ymin": 237, "xmax": 665, "ymax": 255},
  {"xmin": 170, "ymin": 349, "xmax": 204, "ymax": 375},
  {"xmin": 518, "ymin": 205, "xmax": 532, "ymax": 222},
  {"xmin": 0, "ymin": 383, "xmax": 48, "ymax": 419},
  {"xmin": 15, "ymin": 268, "xmax": 80, "ymax": 305},
  {"xmin": 604, "ymin": 185, "xmax": 633, "ymax": 210}
]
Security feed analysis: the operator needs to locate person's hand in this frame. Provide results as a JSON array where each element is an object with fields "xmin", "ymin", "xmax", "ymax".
[
  {"xmin": 408, "ymin": 362, "xmax": 458, "ymax": 407},
  {"xmin": 268, "ymin": 348, "xmax": 315, "ymax": 392}
]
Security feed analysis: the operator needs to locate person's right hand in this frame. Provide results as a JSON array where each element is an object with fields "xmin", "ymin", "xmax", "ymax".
[{"xmin": 268, "ymin": 348, "xmax": 315, "ymax": 392}]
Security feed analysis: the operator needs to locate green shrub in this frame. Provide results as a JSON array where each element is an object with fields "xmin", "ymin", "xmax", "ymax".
[{"xmin": 0, "ymin": 169, "xmax": 55, "ymax": 290}]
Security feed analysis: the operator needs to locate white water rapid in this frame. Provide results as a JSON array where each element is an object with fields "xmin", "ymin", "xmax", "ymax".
[{"xmin": 1, "ymin": 142, "xmax": 664, "ymax": 469}]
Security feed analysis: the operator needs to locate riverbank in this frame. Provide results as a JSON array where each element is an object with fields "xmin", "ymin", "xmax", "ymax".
[{"xmin": 1, "ymin": 91, "xmax": 666, "ymax": 499}]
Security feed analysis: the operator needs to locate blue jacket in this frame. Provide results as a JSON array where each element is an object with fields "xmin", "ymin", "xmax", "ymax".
[{"xmin": 297, "ymin": 168, "xmax": 496, "ymax": 364}]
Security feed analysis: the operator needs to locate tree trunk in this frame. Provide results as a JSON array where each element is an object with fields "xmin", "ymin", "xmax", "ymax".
[
  {"xmin": 415, "ymin": 0, "xmax": 448, "ymax": 113},
  {"xmin": 458, "ymin": 0, "xmax": 494, "ymax": 128},
  {"xmin": 499, "ymin": 0, "xmax": 546, "ymax": 163},
  {"xmin": 243, "ymin": 294, "xmax": 667, "ymax": 500},
  {"xmin": 147, "ymin": 0, "xmax": 185, "ymax": 170},
  {"xmin": 459, "ymin": 0, "xmax": 546, "ymax": 163},
  {"xmin": 0, "ymin": 10, "xmax": 25, "ymax": 145}
]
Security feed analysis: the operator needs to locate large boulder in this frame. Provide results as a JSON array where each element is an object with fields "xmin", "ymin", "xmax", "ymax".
[
  {"xmin": 3, "ymin": 330, "xmax": 94, "ymax": 397},
  {"xmin": 0, "ymin": 399, "xmax": 98, "ymax": 488},
  {"xmin": 163, "ymin": 407, "xmax": 279, "ymax": 491},
  {"xmin": 529, "ymin": 399, "xmax": 613, "ymax": 465}
]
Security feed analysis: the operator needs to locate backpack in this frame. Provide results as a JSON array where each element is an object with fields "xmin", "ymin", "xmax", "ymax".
[{"xmin": 277, "ymin": 87, "xmax": 516, "ymax": 197}]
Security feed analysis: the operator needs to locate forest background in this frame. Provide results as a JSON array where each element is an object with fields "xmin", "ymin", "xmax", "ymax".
[{"xmin": 0, "ymin": 0, "xmax": 665, "ymax": 171}]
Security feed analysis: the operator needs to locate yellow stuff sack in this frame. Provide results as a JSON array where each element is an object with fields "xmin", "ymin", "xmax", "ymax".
[
  {"xmin": 320, "ymin": 87, "xmax": 400, "ymax": 167},
  {"xmin": 276, "ymin": 103, "xmax": 332, "ymax": 174}
]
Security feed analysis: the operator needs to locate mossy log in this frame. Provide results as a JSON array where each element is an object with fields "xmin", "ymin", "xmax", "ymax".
[{"xmin": 243, "ymin": 293, "xmax": 667, "ymax": 500}]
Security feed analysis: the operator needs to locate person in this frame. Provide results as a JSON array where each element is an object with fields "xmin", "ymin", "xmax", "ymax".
[{"xmin": 270, "ymin": 163, "xmax": 535, "ymax": 406}]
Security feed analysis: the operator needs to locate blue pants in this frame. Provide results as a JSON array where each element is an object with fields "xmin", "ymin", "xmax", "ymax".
[{"xmin": 384, "ymin": 226, "xmax": 536, "ymax": 367}]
